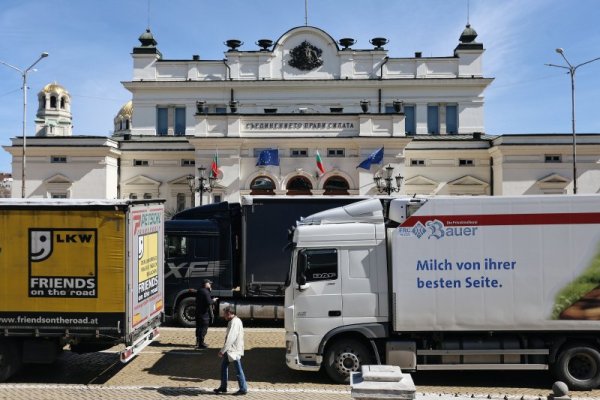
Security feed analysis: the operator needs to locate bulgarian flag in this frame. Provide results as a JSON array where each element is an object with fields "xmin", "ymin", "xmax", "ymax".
[
  {"xmin": 316, "ymin": 150, "xmax": 326, "ymax": 174},
  {"xmin": 210, "ymin": 151, "xmax": 219, "ymax": 178}
]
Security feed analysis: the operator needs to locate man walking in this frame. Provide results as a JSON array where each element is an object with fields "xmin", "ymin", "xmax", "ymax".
[
  {"xmin": 213, "ymin": 306, "xmax": 247, "ymax": 395},
  {"xmin": 195, "ymin": 279, "xmax": 217, "ymax": 349}
]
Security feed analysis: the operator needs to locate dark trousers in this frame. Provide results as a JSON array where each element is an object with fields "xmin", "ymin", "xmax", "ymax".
[{"xmin": 195, "ymin": 316, "xmax": 209, "ymax": 345}]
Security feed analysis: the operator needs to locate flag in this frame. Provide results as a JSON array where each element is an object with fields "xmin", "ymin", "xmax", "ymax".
[
  {"xmin": 210, "ymin": 152, "xmax": 219, "ymax": 178},
  {"xmin": 315, "ymin": 150, "xmax": 326, "ymax": 174},
  {"xmin": 256, "ymin": 149, "xmax": 279, "ymax": 166},
  {"xmin": 357, "ymin": 147, "xmax": 384, "ymax": 170}
]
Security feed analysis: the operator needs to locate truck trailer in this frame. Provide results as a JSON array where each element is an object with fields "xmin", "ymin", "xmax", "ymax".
[
  {"xmin": 285, "ymin": 195, "xmax": 600, "ymax": 390},
  {"xmin": 0, "ymin": 199, "xmax": 164, "ymax": 381},
  {"xmin": 164, "ymin": 196, "xmax": 365, "ymax": 326}
]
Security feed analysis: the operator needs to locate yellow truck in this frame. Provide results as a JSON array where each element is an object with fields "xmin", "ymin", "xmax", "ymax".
[{"xmin": 0, "ymin": 199, "xmax": 164, "ymax": 381}]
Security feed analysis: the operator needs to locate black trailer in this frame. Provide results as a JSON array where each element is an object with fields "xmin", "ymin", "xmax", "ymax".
[{"xmin": 164, "ymin": 196, "xmax": 365, "ymax": 326}]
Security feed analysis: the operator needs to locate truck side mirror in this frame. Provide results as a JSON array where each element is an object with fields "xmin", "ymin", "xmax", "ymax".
[{"xmin": 298, "ymin": 282, "xmax": 310, "ymax": 291}]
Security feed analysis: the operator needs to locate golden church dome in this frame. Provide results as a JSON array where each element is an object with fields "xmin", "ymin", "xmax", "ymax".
[{"xmin": 39, "ymin": 82, "xmax": 69, "ymax": 97}]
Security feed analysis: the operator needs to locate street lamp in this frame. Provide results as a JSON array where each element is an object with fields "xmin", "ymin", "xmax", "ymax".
[
  {"xmin": 186, "ymin": 166, "xmax": 218, "ymax": 207},
  {"xmin": 0, "ymin": 52, "xmax": 49, "ymax": 198},
  {"xmin": 546, "ymin": 48, "xmax": 600, "ymax": 194},
  {"xmin": 374, "ymin": 164, "xmax": 403, "ymax": 195}
]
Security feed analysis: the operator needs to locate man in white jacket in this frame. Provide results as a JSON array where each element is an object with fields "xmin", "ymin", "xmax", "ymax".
[{"xmin": 213, "ymin": 306, "xmax": 247, "ymax": 395}]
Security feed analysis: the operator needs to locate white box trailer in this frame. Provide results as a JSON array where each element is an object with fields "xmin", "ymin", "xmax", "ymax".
[{"xmin": 284, "ymin": 195, "xmax": 600, "ymax": 390}]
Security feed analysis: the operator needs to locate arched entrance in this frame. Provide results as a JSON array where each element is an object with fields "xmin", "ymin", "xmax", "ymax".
[
  {"xmin": 250, "ymin": 176, "xmax": 276, "ymax": 195},
  {"xmin": 286, "ymin": 176, "xmax": 313, "ymax": 195},
  {"xmin": 323, "ymin": 176, "xmax": 349, "ymax": 195}
]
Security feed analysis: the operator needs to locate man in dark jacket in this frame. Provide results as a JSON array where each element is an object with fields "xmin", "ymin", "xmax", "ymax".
[{"xmin": 195, "ymin": 279, "xmax": 218, "ymax": 349}]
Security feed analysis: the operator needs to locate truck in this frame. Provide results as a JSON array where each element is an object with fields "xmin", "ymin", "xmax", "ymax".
[
  {"xmin": 0, "ymin": 199, "xmax": 164, "ymax": 381},
  {"xmin": 164, "ymin": 196, "xmax": 366, "ymax": 326},
  {"xmin": 284, "ymin": 195, "xmax": 600, "ymax": 390}
]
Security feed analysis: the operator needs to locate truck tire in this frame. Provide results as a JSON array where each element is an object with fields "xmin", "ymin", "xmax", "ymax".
[
  {"xmin": 553, "ymin": 343, "xmax": 600, "ymax": 390},
  {"xmin": 176, "ymin": 297, "xmax": 197, "ymax": 328},
  {"xmin": 0, "ymin": 340, "xmax": 22, "ymax": 382},
  {"xmin": 323, "ymin": 338, "xmax": 374, "ymax": 384}
]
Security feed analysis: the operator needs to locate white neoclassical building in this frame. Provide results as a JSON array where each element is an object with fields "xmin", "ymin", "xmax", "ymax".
[{"xmin": 4, "ymin": 24, "xmax": 600, "ymax": 211}]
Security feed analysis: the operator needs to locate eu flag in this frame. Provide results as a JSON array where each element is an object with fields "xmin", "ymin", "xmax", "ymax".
[
  {"xmin": 357, "ymin": 147, "xmax": 384, "ymax": 169},
  {"xmin": 256, "ymin": 149, "xmax": 280, "ymax": 166}
]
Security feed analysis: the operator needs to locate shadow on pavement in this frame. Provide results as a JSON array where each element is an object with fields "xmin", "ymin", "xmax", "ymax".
[{"xmin": 144, "ymin": 347, "xmax": 334, "ymax": 386}]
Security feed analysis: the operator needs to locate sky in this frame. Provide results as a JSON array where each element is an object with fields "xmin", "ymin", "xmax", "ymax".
[{"xmin": 1, "ymin": 0, "xmax": 600, "ymax": 173}]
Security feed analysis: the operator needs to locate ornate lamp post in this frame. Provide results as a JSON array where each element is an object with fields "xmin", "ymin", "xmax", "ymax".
[
  {"xmin": 0, "ymin": 52, "xmax": 49, "ymax": 198},
  {"xmin": 546, "ymin": 49, "xmax": 600, "ymax": 194},
  {"xmin": 186, "ymin": 166, "xmax": 217, "ymax": 207},
  {"xmin": 374, "ymin": 164, "xmax": 403, "ymax": 195}
]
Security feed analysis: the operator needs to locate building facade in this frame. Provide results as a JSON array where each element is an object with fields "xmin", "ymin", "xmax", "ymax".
[{"xmin": 4, "ymin": 25, "xmax": 600, "ymax": 210}]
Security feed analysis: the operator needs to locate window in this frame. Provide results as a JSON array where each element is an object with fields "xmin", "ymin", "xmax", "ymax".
[
  {"xmin": 213, "ymin": 194, "xmax": 222, "ymax": 203},
  {"xmin": 157, "ymin": 107, "xmax": 168, "ymax": 136},
  {"xmin": 143, "ymin": 193, "xmax": 152, "ymax": 199},
  {"xmin": 250, "ymin": 176, "xmax": 275, "ymax": 195},
  {"xmin": 404, "ymin": 105, "xmax": 416, "ymax": 135},
  {"xmin": 129, "ymin": 193, "xmax": 138, "ymax": 199},
  {"xmin": 287, "ymin": 176, "xmax": 312, "ymax": 195},
  {"xmin": 545, "ymin": 154, "xmax": 562, "ymax": 163},
  {"xmin": 253, "ymin": 148, "xmax": 269, "ymax": 157},
  {"xmin": 459, "ymin": 159, "xmax": 474, "ymax": 166},
  {"xmin": 290, "ymin": 148, "xmax": 308, "ymax": 157},
  {"xmin": 411, "ymin": 159, "xmax": 425, "ymax": 166},
  {"xmin": 384, "ymin": 104, "xmax": 396, "ymax": 113},
  {"xmin": 166, "ymin": 235, "xmax": 188, "ymax": 258},
  {"xmin": 427, "ymin": 105, "xmax": 439, "ymax": 134},
  {"xmin": 176, "ymin": 193, "xmax": 186, "ymax": 212},
  {"xmin": 215, "ymin": 106, "xmax": 227, "ymax": 114},
  {"xmin": 125, "ymin": 119, "xmax": 130, "ymax": 130},
  {"xmin": 330, "ymin": 107, "xmax": 343, "ymax": 113},
  {"xmin": 51, "ymin": 156, "xmax": 67, "ymax": 163},
  {"xmin": 175, "ymin": 107, "xmax": 186, "ymax": 136},
  {"xmin": 446, "ymin": 105, "xmax": 458, "ymax": 134},
  {"xmin": 50, "ymin": 96, "xmax": 57, "ymax": 108},
  {"xmin": 327, "ymin": 148, "xmax": 345, "ymax": 157},
  {"xmin": 323, "ymin": 176, "xmax": 349, "ymax": 195},
  {"xmin": 50, "ymin": 193, "xmax": 68, "ymax": 199},
  {"xmin": 297, "ymin": 249, "xmax": 338, "ymax": 283},
  {"xmin": 157, "ymin": 106, "xmax": 186, "ymax": 136},
  {"xmin": 134, "ymin": 159, "xmax": 149, "ymax": 166},
  {"xmin": 264, "ymin": 108, "xmax": 278, "ymax": 114},
  {"xmin": 181, "ymin": 159, "xmax": 195, "ymax": 166},
  {"xmin": 60, "ymin": 98, "xmax": 66, "ymax": 109}
]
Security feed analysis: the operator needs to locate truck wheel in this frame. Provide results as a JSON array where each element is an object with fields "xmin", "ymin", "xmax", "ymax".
[
  {"xmin": 176, "ymin": 297, "xmax": 197, "ymax": 328},
  {"xmin": 0, "ymin": 341, "xmax": 22, "ymax": 382},
  {"xmin": 323, "ymin": 338, "xmax": 374, "ymax": 384},
  {"xmin": 553, "ymin": 343, "xmax": 600, "ymax": 390}
]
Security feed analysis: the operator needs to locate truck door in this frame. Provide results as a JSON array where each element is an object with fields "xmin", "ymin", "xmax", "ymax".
[
  {"xmin": 341, "ymin": 247, "xmax": 381, "ymax": 324},
  {"xmin": 293, "ymin": 248, "xmax": 342, "ymax": 353}
]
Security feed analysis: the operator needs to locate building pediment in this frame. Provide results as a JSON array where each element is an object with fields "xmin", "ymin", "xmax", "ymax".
[
  {"xmin": 537, "ymin": 173, "xmax": 569, "ymax": 194},
  {"xmin": 448, "ymin": 175, "xmax": 488, "ymax": 187},
  {"xmin": 404, "ymin": 175, "xmax": 438, "ymax": 186},
  {"xmin": 44, "ymin": 174, "xmax": 72, "ymax": 184},
  {"xmin": 122, "ymin": 175, "xmax": 161, "ymax": 187},
  {"xmin": 447, "ymin": 175, "xmax": 489, "ymax": 195},
  {"xmin": 168, "ymin": 175, "xmax": 193, "ymax": 186}
]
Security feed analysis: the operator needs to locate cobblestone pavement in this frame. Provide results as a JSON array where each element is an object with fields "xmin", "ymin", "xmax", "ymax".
[{"xmin": 2, "ymin": 327, "xmax": 600, "ymax": 400}]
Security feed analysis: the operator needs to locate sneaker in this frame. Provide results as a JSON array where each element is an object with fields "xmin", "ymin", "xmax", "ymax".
[
  {"xmin": 213, "ymin": 388, "xmax": 227, "ymax": 394},
  {"xmin": 233, "ymin": 390, "xmax": 247, "ymax": 396}
]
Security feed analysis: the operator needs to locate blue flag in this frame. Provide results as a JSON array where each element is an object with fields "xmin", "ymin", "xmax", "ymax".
[
  {"xmin": 256, "ymin": 149, "xmax": 280, "ymax": 166},
  {"xmin": 357, "ymin": 147, "xmax": 384, "ymax": 169}
]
